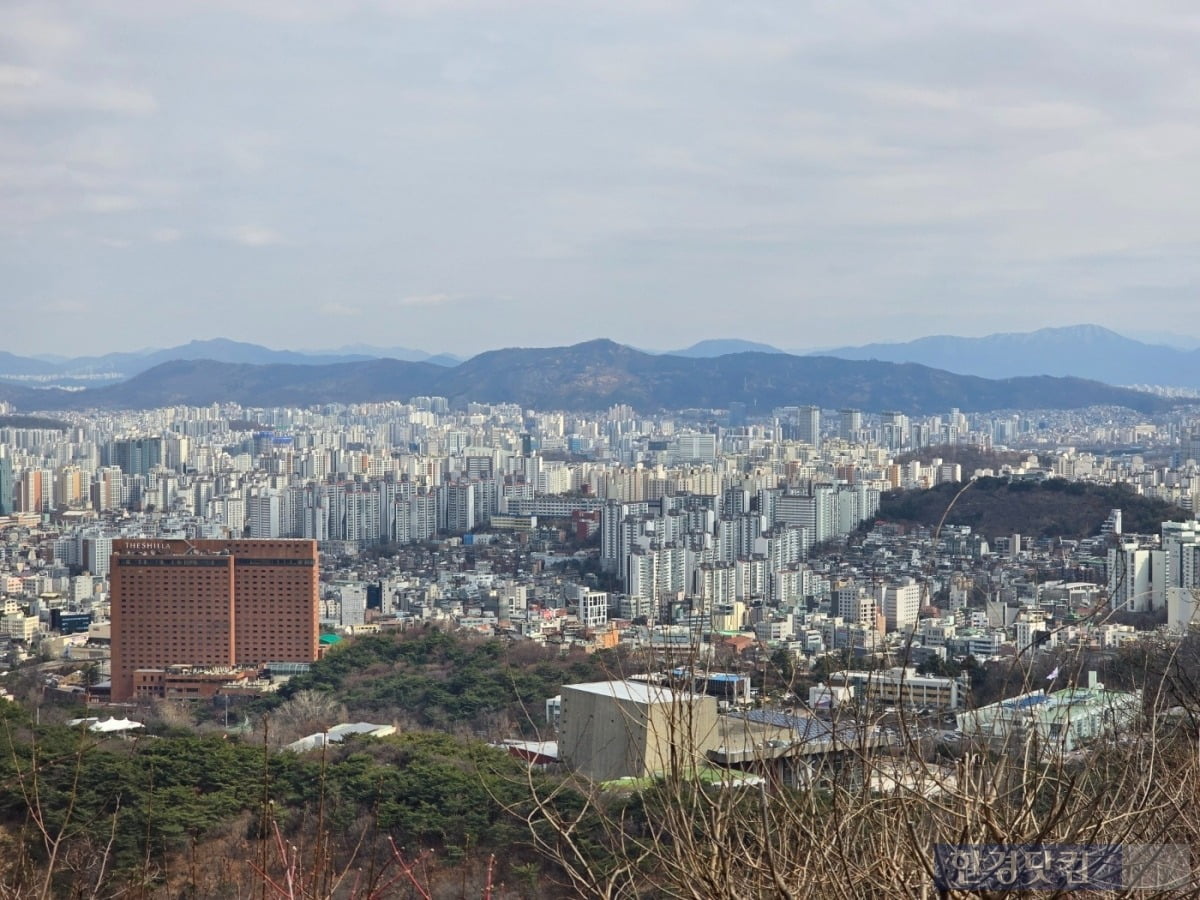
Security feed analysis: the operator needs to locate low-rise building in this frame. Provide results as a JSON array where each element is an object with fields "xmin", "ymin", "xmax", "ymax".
[
  {"xmin": 558, "ymin": 679, "xmax": 719, "ymax": 782},
  {"xmin": 829, "ymin": 666, "xmax": 968, "ymax": 710},
  {"xmin": 957, "ymin": 674, "xmax": 1139, "ymax": 754}
]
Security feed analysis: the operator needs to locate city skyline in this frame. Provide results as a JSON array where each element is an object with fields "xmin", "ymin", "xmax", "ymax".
[{"xmin": 4, "ymin": 2, "xmax": 1200, "ymax": 356}]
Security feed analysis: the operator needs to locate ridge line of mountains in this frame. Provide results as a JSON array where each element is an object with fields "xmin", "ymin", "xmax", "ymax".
[{"xmin": 0, "ymin": 326, "xmax": 1193, "ymax": 415}]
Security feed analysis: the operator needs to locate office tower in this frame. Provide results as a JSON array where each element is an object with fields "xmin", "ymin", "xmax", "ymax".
[
  {"xmin": 0, "ymin": 454, "xmax": 14, "ymax": 515},
  {"xmin": 110, "ymin": 538, "xmax": 319, "ymax": 702},
  {"xmin": 109, "ymin": 437, "xmax": 163, "ymax": 477},
  {"xmin": 797, "ymin": 406, "xmax": 820, "ymax": 446},
  {"xmin": 1188, "ymin": 431, "xmax": 1200, "ymax": 465},
  {"xmin": 880, "ymin": 411, "xmax": 909, "ymax": 450},
  {"xmin": 675, "ymin": 433, "xmax": 718, "ymax": 463},
  {"xmin": 839, "ymin": 409, "xmax": 862, "ymax": 442}
]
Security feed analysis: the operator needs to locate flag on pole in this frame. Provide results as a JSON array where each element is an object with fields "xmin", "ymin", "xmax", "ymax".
[{"xmin": 1046, "ymin": 666, "xmax": 1060, "ymax": 682}]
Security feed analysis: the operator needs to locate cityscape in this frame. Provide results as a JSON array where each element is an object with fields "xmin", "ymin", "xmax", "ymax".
[
  {"xmin": 2, "ymin": 393, "xmax": 1199, "ymax": 680},
  {"xmin": 7, "ymin": 0, "xmax": 1200, "ymax": 895},
  {"xmin": 1, "ymin": 370, "xmax": 1200, "ymax": 892}
]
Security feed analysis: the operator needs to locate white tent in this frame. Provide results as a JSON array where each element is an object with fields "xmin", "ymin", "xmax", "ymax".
[
  {"xmin": 285, "ymin": 722, "xmax": 395, "ymax": 753},
  {"xmin": 87, "ymin": 717, "xmax": 143, "ymax": 734}
]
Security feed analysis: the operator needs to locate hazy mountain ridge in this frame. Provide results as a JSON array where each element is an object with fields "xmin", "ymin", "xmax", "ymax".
[
  {"xmin": 0, "ymin": 338, "xmax": 458, "ymax": 382},
  {"xmin": 6, "ymin": 324, "xmax": 1199, "ymax": 386},
  {"xmin": 666, "ymin": 339, "xmax": 786, "ymax": 357},
  {"xmin": 0, "ymin": 351, "xmax": 62, "ymax": 376},
  {"xmin": 821, "ymin": 324, "xmax": 1200, "ymax": 387},
  {"xmin": 0, "ymin": 339, "xmax": 1172, "ymax": 414}
]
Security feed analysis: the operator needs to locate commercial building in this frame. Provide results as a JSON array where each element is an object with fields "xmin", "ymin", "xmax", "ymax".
[{"xmin": 110, "ymin": 538, "xmax": 319, "ymax": 702}]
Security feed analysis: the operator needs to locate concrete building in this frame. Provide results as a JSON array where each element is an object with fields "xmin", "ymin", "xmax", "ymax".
[
  {"xmin": 1163, "ymin": 521, "xmax": 1200, "ymax": 590},
  {"xmin": 0, "ymin": 454, "xmax": 13, "ymax": 516},
  {"xmin": 881, "ymin": 579, "xmax": 921, "ymax": 632},
  {"xmin": 110, "ymin": 538, "xmax": 319, "ymax": 702},
  {"xmin": 957, "ymin": 674, "xmax": 1140, "ymax": 754},
  {"xmin": 109, "ymin": 437, "xmax": 163, "ymax": 477},
  {"xmin": 558, "ymin": 680, "xmax": 719, "ymax": 782},
  {"xmin": 830, "ymin": 667, "xmax": 968, "ymax": 710},
  {"xmin": 574, "ymin": 588, "xmax": 610, "ymax": 631},
  {"xmin": 1108, "ymin": 542, "xmax": 1164, "ymax": 612}
]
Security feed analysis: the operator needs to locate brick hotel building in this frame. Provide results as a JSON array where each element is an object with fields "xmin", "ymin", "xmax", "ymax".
[{"xmin": 109, "ymin": 538, "xmax": 319, "ymax": 702}]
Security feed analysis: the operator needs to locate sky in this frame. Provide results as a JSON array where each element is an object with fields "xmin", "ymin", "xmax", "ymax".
[{"xmin": 3, "ymin": 1, "xmax": 1200, "ymax": 358}]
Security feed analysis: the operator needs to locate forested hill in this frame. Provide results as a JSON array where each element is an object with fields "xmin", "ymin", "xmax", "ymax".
[
  {"xmin": 268, "ymin": 625, "xmax": 621, "ymax": 735},
  {"xmin": 872, "ymin": 478, "xmax": 1190, "ymax": 540}
]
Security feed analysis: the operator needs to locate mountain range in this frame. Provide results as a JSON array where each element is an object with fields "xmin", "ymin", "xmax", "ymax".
[
  {"xmin": 0, "ymin": 339, "xmax": 1175, "ymax": 415},
  {"xmin": 659, "ymin": 325, "xmax": 1200, "ymax": 389},
  {"xmin": 0, "ymin": 338, "xmax": 460, "ymax": 384},
  {"xmin": 816, "ymin": 324, "xmax": 1200, "ymax": 387},
  {"xmin": 4, "ymin": 325, "xmax": 1199, "ymax": 389}
]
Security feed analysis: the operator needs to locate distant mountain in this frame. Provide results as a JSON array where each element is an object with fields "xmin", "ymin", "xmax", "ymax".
[
  {"xmin": 1125, "ymin": 330, "xmax": 1200, "ymax": 351},
  {"xmin": 15, "ymin": 358, "xmax": 446, "ymax": 410},
  {"xmin": 0, "ymin": 340, "xmax": 1173, "ymax": 414},
  {"xmin": 821, "ymin": 324, "xmax": 1200, "ymax": 388},
  {"xmin": 312, "ymin": 344, "xmax": 464, "ymax": 365},
  {"xmin": 0, "ymin": 339, "xmax": 461, "ymax": 382},
  {"xmin": 64, "ymin": 338, "xmax": 376, "ymax": 376},
  {"xmin": 0, "ymin": 378, "xmax": 57, "ymax": 409},
  {"xmin": 0, "ymin": 351, "xmax": 59, "ymax": 377},
  {"xmin": 667, "ymin": 339, "xmax": 785, "ymax": 358},
  {"xmin": 422, "ymin": 353, "xmax": 463, "ymax": 367}
]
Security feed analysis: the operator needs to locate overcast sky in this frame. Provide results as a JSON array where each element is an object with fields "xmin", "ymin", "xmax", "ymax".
[{"xmin": 4, "ymin": 1, "xmax": 1200, "ymax": 357}]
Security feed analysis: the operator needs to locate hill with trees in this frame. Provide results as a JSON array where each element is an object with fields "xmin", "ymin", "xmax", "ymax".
[
  {"xmin": 263, "ymin": 626, "xmax": 623, "ymax": 738},
  {"xmin": 872, "ymin": 476, "xmax": 1190, "ymax": 540},
  {"xmin": 0, "ymin": 700, "xmax": 563, "ymax": 897}
]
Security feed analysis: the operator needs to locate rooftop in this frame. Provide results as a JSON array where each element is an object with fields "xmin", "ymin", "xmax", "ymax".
[{"xmin": 564, "ymin": 679, "xmax": 689, "ymax": 705}]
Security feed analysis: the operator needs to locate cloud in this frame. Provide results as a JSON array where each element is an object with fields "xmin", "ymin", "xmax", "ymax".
[
  {"xmin": 225, "ymin": 225, "xmax": 284, "ymax": 247},
  {"xmin": 7, "ymin": 0, "xmax": 1200, "ymax": 355},
  {"xmin": 396, "ymin": 293, "xmax": 453, "ymax": 307},
  {"xmin": 0, "ymin": 8, "xmax": 81, "ymax": 54},
  {"xmin": 0, "ymin": 76, "xmax": 157, "ymax": 115},
  {"xmin": 0, "ymin": 65, "xmax": 41, "ymax": 89},
  {"xmin": 43, "ymin": 299, "xmax": 91, "ymax": 313},
  {"xmin": 83, "ymin": 193, "xmax": 139, "ymax": 213}
]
